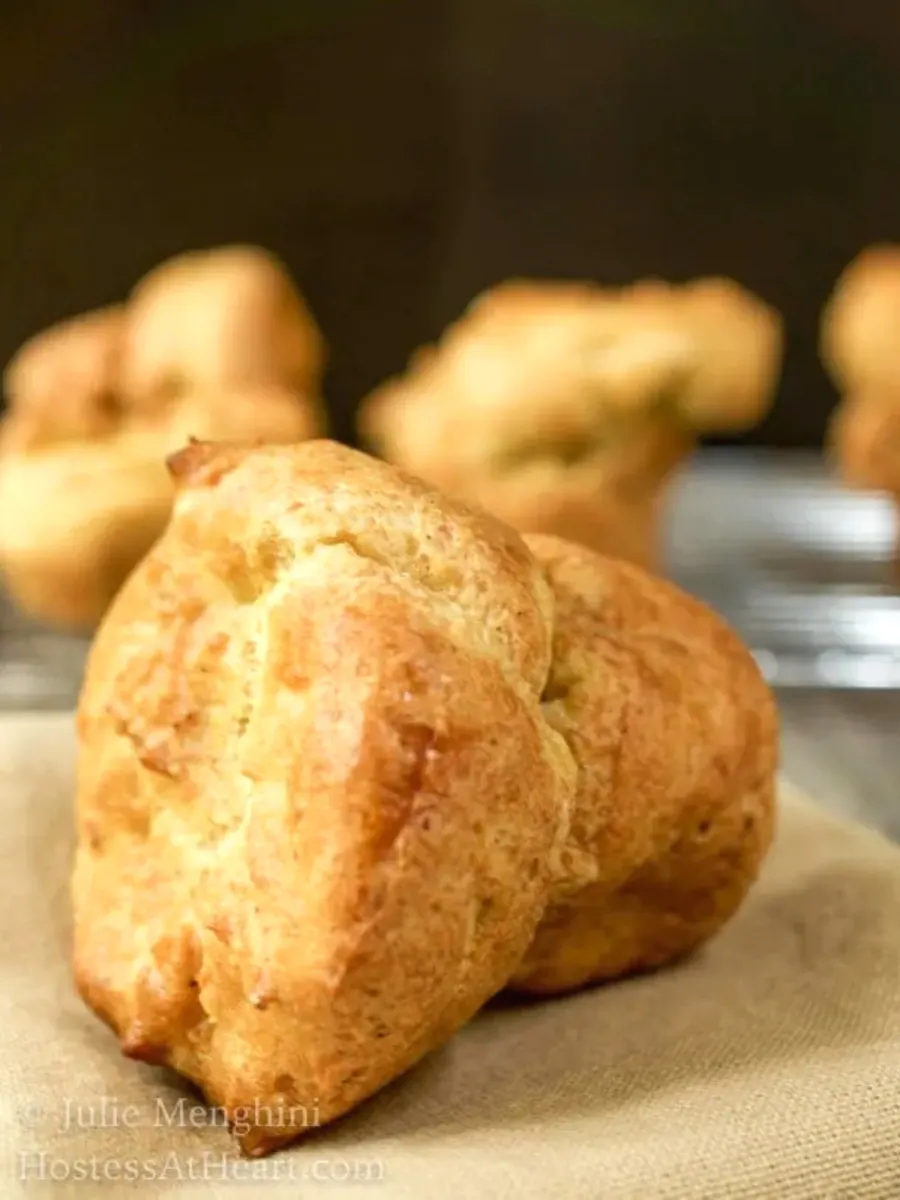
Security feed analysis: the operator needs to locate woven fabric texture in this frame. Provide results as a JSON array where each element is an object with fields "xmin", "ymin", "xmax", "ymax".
[{"xmin": 1, "ymin": 713, "xmax": 898, "ymax": 1199}]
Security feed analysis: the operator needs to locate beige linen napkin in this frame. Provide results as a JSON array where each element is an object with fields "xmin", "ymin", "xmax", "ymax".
[{"xmin": 1, "ymin": 712, "xmax": 899, "ymax": 1200}]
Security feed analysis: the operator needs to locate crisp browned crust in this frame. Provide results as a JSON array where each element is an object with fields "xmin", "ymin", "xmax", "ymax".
[
  {"xmin": 73, "ymin": 439, "xmax": 576, "ymax": 1155},
  {"xmin": 822, "ymin": 247, "xmax": 900, "ymax": 498},
  {"xmin": 72, "ymin": 440, "xmax": 777, "ymax": 1154},
  {"xmin": 513, "ymin": 535, "xmax": 778, "ymax": 993},
  {"xmin": 359, "ymin": 276, "xmax": 782, "ymax": 566},
  {"xmin": 0, "ymin": 247, "xmax": 325, "ymax": 630}
]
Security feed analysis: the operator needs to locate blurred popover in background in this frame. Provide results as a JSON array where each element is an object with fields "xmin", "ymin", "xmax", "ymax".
[
  {"xmin": 0, "ymin": 246, "xmax": 325, "ymax": 631},
  {"xmin": 359, "ymin": 276, "xmax": 783, "ymax": 571},
  {"xmin": 822, "ymin": 246, "xmax": 900, "ymax": 562}
]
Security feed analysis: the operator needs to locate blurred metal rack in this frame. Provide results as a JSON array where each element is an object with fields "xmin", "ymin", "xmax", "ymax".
[
  {"xmin": 0, "ymin": 593, "xmax": 88, "ymax": 712},
  {"xmin": 665, "ymin": 450, "xmax": 900, "ymax": 690}
]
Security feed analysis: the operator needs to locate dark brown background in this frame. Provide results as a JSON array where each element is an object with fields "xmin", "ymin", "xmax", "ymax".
[{"xmin": 2, "ymin": 0, "xmax": 899, "ymax": 446}]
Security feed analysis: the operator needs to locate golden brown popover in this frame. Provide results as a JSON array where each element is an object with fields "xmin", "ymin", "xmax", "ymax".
[
  {"xmin": 72, "ymin": 440, "xmax": 776, "ymax": 1155},
  {"xmin": 360, "ymin": 277, "xmax": 783, "ymax": 568},
  {"xmin": 0, "ymin": 246, "xmax": 325, "ymax": 630},
  {"xmin": 822, "ymin": 247, "xmax": 900, "ymax": 527}
]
